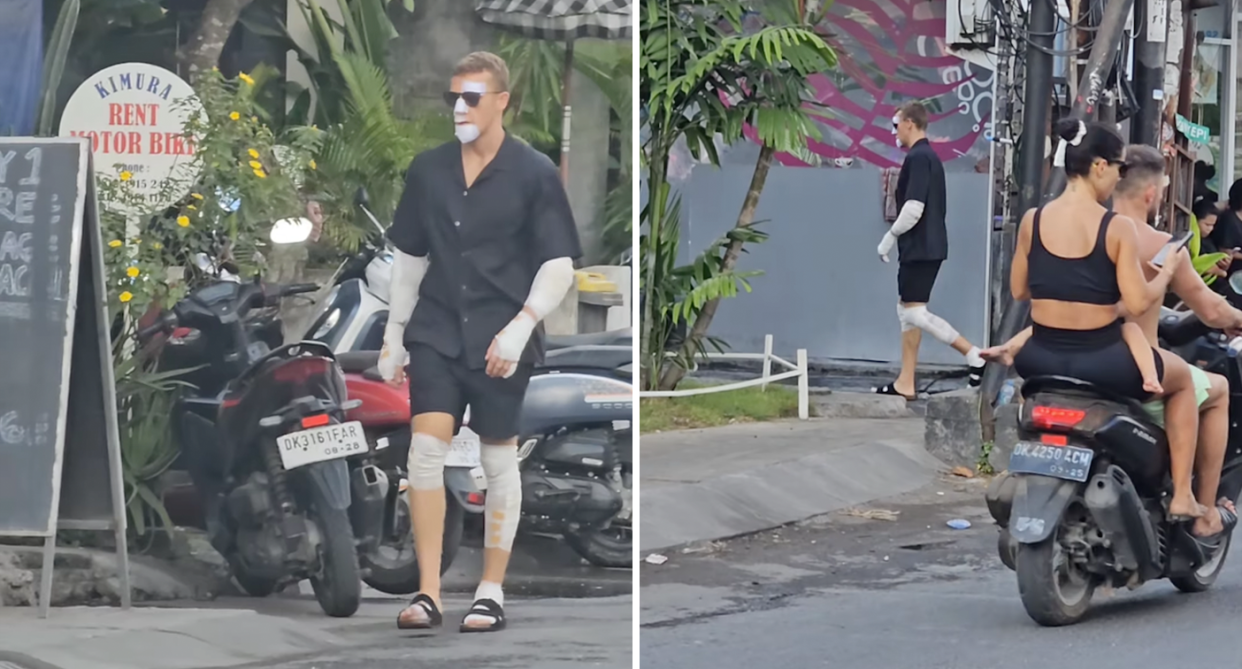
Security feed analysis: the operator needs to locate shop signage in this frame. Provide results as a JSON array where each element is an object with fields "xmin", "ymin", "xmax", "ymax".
[{"xmin": 1175, "ymin": 114, "xmax": 1210, "ymax": 144}]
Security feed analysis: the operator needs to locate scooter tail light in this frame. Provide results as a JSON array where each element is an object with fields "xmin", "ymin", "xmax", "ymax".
[
  {"xmin": 301, "ymin": 414, "xmax": 331, "ymax": 429},
  {"xmin": 467, "ymin": 492, "xmax": 485, "ymax": 506},
  {"xmin": 272, "ymin": 357, "xmax": 333, "ymax": 383},
  {"xmin": 1040, "ymin": 433, "xmax": 1069, "ymax": 446},
  {"xmin": 1031, "ymin": 406, "xmax": 1086, "ymax": 431}
]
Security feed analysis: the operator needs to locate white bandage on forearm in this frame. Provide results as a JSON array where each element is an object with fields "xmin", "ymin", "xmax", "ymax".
[
  {"xmin": 898, "ymin": 304, "xmax": 960, "ymax": 344},
  {"xmin": 480, "ymin": 445, "xmax": 522, "ymax": 550},
  {"xmin": 891, "ymin": 200, "xmax": 925, "ymax": 236},
  {"xmin": 383, "ymin": 250, "xmax": 429, "ymax": 347},
  {"xmin": 407, "ymin": 432, "xmax": 449, "ymax": 490},
  {"xmin": 492, "ymin": 258, "xmax": 576, "ymax": 371}
]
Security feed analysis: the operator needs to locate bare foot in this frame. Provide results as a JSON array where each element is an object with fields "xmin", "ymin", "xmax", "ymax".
[
  {"xmin": 397, "ymin": 593, "xmax": 442, "ymax": 629},
  {"xmin": 1195, "ymin": 497, "xmax": 1239, "ymax": 537},
  {"xmin": 1170, "ymin": 496, "xmax": 1208, "ymax": 520},
  {"xmin": 980, "ymin": 345, "xmax": 1014, "ymax": 367},
  {"xmin": 1142, "ymin": 376, "xmax": 1163, "ymax": 395}
]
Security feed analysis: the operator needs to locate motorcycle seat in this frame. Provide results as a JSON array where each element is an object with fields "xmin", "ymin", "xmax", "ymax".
[
  {"xmin": 545, "ymin": 329, "xmax": 631, "ymax": 350},
  {"xmin": 1020, "ymin": 375, "xmax": 1150, "ymax": 417},
  {"xmin": 337, "ymin": 351, "xmax": 380, "ymax": 374}
]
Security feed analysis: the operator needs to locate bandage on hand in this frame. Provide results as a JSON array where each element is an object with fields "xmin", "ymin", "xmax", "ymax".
[
  {"xmin": 487, "ymin": 312, "xmax": 536, "ymax": 378},
  {"xmin": 377, "ymin": 334, "xmax": 408, "ymax": 385}
]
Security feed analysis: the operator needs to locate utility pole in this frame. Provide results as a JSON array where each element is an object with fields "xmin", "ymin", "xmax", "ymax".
[
  {"xmin": 1131, "ymin": 0, "xmax": 1169, "ymax": 145},
  {"xmin": 979, "ymin": 0, "xmax": 1138, "ymax": 437}
]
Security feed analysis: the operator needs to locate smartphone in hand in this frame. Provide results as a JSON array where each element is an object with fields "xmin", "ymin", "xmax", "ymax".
[{"xmin": 1151, "ymin": 230, "xmax": 1194, "ymax": 268}]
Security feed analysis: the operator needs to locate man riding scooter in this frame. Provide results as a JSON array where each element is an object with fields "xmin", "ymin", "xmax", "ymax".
[{"xmin": 985, "ymin": 143, "xmax": 1242, "ymax": 542}]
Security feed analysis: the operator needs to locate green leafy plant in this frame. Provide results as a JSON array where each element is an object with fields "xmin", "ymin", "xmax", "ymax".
[{"xmin": 640, "ymin": 0, "xmax": 838, "ymax": 390}]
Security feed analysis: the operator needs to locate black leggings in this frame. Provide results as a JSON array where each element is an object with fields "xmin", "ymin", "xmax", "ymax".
[{"xmin": 1013, "ymin": 320, "xmax": 1163, "ymax": 401}]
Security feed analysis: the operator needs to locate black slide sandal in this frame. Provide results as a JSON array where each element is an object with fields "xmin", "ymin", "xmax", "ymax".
[
  {"xmin": 968, "ymin": 362, "xmax": 986, "ymax": 388},
  {"xmin": 397, "ymin": 593, "xmax": 443, "ymax": 630},
  {"xmin": 873, "ymin": 383, "xmax": 916, "ymax": 401},
  {"xmin": 460, "ymin": 598, "xmax": 506, "ymax": 633}
]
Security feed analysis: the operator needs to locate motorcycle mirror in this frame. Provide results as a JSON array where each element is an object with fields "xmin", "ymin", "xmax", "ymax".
[
  {"xmin": 1230, "ymin": 272, "xmax": 1242, "ymax": 295},
  {"xmin": 354, "ymin": 187, "xmax": 371, "ymax": 207},
  {"xmin": 270, "ymin": 217, "xmax": 315, "ymax": 245}
]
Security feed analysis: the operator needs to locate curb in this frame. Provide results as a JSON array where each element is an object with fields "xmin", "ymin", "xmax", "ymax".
[{"xmin": 639, "ymin": 434, "xmax": 943, "ymax": 553}]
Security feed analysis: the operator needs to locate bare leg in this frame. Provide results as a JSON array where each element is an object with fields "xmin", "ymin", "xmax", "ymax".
[
  {"xmin": 1193, "ymin": 373, "xmax": 1231, "ymax": 537},
  {"xmin": 396, "ymin": 412, "xmax": 454, "ymax": 626},
  {"xmin": 1121, "ymin": 322, "xmax": 1162, "ymax": 394},
  {"xmin": 1156, "ymin": 350, "xmax": 1207, "ymax": 520},
  {"xmin": 894, "ymin": 325, "xmax": 921, "ymax": 398}
]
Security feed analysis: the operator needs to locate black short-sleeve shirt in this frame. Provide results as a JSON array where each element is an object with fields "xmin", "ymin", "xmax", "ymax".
[
  {"xmin": 895, "ymin": 138, "xmax": 949, "ymax": 262},
  {"xmin": 386, "ymin": 133, "xmax": 583, "ymax": 369}
]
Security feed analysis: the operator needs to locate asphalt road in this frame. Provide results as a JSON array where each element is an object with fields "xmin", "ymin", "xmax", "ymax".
[{"xmin": 639, "ymin": 475, "xmax": 1242, "ymax": 668}]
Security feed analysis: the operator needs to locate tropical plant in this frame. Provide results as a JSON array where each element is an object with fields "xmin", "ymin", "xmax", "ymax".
[
  {"xmin": 640, "ymin": 0, "xmax": 838, "ymax": 390},
  {"xmin": 36, "ymin": 0, "xmax": 80, "ymax": 136}
]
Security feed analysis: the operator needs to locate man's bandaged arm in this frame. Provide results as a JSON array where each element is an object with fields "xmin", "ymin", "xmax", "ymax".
[
  {"xmin": 890, "ymin": 200, "xmax": 926, "ymax": 236},
  {"xmin": 383, "ymin": 250, "xmax": 429, "ymax": 344},
  {"xmin": 521, "ymin": 257, "xmax": 576, "ymax": 321}
]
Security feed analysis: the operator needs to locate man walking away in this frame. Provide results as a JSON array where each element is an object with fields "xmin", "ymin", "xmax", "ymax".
[
  {"xmin": 874, "ymin": 101, "xmax": 986, "ymax": 400},
  {"xmin": 377, "ymin": 51, "xmax": 582, "ymax": 633}
]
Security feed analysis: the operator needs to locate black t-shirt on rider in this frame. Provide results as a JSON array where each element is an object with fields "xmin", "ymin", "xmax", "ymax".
[{"xmin": 895, "ymin": 138, "xmax": 949, "ymax": 263}]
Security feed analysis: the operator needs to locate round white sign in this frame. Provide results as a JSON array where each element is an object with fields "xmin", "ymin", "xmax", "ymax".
[{"xmin": 58, "ymin": 62, "xmax": 204, "ymax": 213}]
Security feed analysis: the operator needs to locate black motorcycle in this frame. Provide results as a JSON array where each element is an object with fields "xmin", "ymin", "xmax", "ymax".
[
  {"xmin": 986, "ymin": 308, "xmax": 1242, "ymax": 626},
  {"xmin": 142, "ymin": 279, "xmax": 368, "ymax": 617}
]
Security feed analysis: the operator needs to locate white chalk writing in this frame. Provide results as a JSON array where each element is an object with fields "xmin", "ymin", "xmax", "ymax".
[
  {"xmin": 0, "ymin": 146, "xmax": 43, "ymax": 320},
  {"xmin": 20, "ymin": 148, "xmax": 41, "ymax": 186},
  {"xmin": 0, "ymin": 411, "xmax": 26, "ymax": 445}
]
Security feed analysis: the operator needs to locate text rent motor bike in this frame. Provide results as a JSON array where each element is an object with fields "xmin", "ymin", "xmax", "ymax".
[{"xmin": 985, "ymin": 305, "xmax": 1242, "ymax": 626}]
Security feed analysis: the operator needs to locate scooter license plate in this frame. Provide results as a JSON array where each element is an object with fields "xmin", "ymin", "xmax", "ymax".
[
  {"xmin": 445, "ymin": 428, "xmax": 482, "ymax": 468},
  {"xmin": 277, "ymin": 421, "xmax": 369, "ymax": 470},
  {"xmin": 1008, "ymin": 441, "xmax": 1094, "ymax": 482}
]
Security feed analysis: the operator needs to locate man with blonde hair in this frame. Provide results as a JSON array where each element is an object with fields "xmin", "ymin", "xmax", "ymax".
[{"xmin": 379, "ymin": 51, "xmax": 582, "ymax": 632}]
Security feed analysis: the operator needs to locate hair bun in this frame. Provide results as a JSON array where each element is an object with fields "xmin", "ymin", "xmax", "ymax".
[{"xmin": 1054, "ymin": 118, "xmax": 1083, "ymax": 142}]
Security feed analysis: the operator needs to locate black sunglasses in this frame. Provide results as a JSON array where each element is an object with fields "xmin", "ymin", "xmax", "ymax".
[
  {"xmin": 443, "ymin": 90, "xmax": 501, "ymax": 108},
  {"xmin": 1109, "ymin": 159, "xmax": 1128, "ymax": 177}
]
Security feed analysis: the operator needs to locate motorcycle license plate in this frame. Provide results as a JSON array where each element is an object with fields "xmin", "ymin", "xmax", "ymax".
[
  {"xmin": 1008, "ymin": 441, "xmax": 1094, "ymax": 482},
  {"xmin": 277, "ymin": 421, "xmax": 369, "ymax": 470},
  {"xmin": 445, "ymin": 427, "xmax": 482, "ymax": 468}
]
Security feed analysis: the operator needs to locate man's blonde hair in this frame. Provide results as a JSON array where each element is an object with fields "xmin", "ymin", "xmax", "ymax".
[{"xmin": 453, "ymin": 51, "xmax": 510, "ymax": 92}]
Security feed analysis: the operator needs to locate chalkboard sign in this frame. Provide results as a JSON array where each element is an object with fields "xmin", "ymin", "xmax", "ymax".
[{"xmin": 0, "ymin": 138, "xmax": 130, "ymax": 616}]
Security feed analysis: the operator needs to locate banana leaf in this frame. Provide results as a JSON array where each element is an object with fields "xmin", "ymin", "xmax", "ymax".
[
  {"xmin": 1194, "ymin": 251, "xmax": 1230, "ymax": 286},
  {"xmin": 1190, "ymin": 213, "xmax": 1202, "ymax": 258}
]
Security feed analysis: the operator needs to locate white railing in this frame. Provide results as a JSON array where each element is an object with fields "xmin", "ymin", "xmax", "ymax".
[{"xmin": 639, "ymin": 334, "xmax": 810, "ymax": 420}]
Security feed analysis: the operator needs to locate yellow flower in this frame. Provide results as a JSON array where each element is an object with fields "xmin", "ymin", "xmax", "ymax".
[
  {"xmin": 253, "ymin": 168, "xmax": 267, "ymax": 179},
  {"xmin": 152, "ymin": 242, "xmax": 163, "ymax": 250},
  {"xmin": 187, "ymin": 204, "xmax": 197, "ymax": 211},
  {"xmin": 119, "ymin": 171, "xmax": 133, "ymax": 181},
  {"xmin": 309, "ymin": 159, "xmax": 317, "ymax": 170},
  {"xmin": 118, "ymin": 291, "xmax": 133, "ymax": 303},
  {"xmin": 108, "ymin": 239, "xmax": 123, "ymax": 248},
  {"xmin": 248, "ymin": 160, "xmax": 263, "ymax": 170},
  {"xmin": 238, "ymin": 72, "xmax": 255, "ymax": 86},
  {"xmin": 191, "ymin": 192, "xmax": 204, "ymax": 200},
  {"xmin": 248, "ymin": 148, "xmax": 260, "ymax": 159},
  {"xmin": 229, "ymin": 111, "xmax": 241, "ymax": 121},
  {"xmin": 177, "ymin": 215, "xmax": 190, "ymax": 227},
  {"xmin": 126, "ymin": 266, "xmax": 140, "ymax": 278},
  {"xmin": 251, "ymin": 116, "xmax": 258, "ymax": 123}
]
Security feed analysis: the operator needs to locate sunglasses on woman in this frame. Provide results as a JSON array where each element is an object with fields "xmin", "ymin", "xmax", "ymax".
[{"xmin": 443, "ymin": 90, "xmax": 499, "ymax": 108}]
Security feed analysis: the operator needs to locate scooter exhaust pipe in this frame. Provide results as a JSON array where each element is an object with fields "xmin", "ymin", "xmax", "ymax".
[{"xmin": 1083, "ymin": 465, "xmax": 1161, "ymax": 577}]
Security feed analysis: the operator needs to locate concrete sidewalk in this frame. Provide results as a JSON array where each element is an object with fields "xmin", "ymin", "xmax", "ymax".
[{"xmin": 640, "ymin": 415, "xmax": 944, "ymax": 552}]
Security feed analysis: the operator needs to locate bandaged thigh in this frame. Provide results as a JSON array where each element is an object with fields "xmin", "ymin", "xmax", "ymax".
[
  {"xmin": 407, "ymin": 433, "xmax": 450, "ymax": 490},
  {"xmin": 898, "ymin": 304, "xmax": 959, "ymax": 344},
  {"xmin": 480, "ymin": 444, "xmax": 522, "ymax": 551}
]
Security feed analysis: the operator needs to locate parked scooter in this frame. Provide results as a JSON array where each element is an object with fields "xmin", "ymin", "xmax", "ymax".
[{"xmin": 985, "ymin": 281, "xmax": 1242, "ymax": 626}]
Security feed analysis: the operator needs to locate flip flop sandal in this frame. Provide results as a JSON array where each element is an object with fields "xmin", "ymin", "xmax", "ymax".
[
  {"xmin": 1190, "ymin": 504, "xmax": 1240, "ymax": 551},
  {"xmin": 968, "ymin": 362, "xmax": 986, "ymax": 388},
  {"xmin": 459, "ymin": 598, "xmax": 506, "ymax": 633},
  {"xmin": 397, "ymin": 593, "xmax": 443, "ymax": 630},
  {"xmin": 873, "ymin": 383, "xmax": 916, "ymax": 401}
]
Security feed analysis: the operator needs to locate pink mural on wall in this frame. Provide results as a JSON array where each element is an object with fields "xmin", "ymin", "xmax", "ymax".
[{"xmin": 741, "ymin": 0, "xmax": 994, "ymax": 171}]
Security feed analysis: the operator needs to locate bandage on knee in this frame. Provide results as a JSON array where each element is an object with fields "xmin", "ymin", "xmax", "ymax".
[
  {"xmin": 479, "ymin": 445, "xmax": 522, "ymax": 551},
  {"xmin": 407, "ymin": 433, "xmax": 449, "ymax": 490},
  {"xmin": 896, "ymin": 303, "xmax": 917, "ymax": 332},
  {"xmin": 900, "ymin": 305, "xmax": 960, "ymax": 345}
]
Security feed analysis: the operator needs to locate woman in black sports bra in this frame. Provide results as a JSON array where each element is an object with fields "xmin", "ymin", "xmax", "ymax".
[{"xmin": 1003, "ymin": 119, "xmax": 1204, "ymax": 520}]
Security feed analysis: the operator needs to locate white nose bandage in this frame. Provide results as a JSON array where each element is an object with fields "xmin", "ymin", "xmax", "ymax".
[
  {"xmin": 453, "ymin": 81, "xmax": 487, "ymax": 144},
  {"xmin": 407, "ymin": 433, "xmax": 450, "ymax": 490},
  {"xmin": 897, "ymin": 303, "xmax": 960, "ymax": 344},
  {"xmin": 480, "ymin": 444, "xmax": 522, "ymax": 551}
]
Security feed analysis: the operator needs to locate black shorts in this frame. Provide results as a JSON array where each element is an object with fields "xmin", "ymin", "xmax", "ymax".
[
  {"xmin": 1013, "ymin": 321, "xmax": 1164, "ymax": 401},
  {"xmin": 897, "ymin": 261, "xmax": 941, "ymax": 303},
  {"xmin": 407, "ymin": 343, "xmax": 534, "ymax": 441}
]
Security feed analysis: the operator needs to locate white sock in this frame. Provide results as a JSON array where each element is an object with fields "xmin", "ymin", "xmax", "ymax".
[
  {"xmin": 966, "ymin": 347, "xmax": 984, "ymax": 368},
  {"xmin": 473, "ymin": 580, "xmax": 504, "ymax": 607}
]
